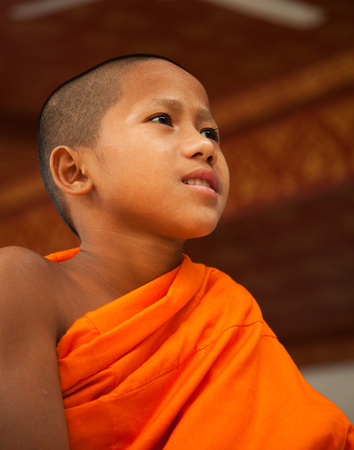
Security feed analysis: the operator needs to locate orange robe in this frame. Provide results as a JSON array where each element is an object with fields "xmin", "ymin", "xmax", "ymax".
[{"xmin": 48, "ymin": 249, "xmax": 354, "ymax": 449}]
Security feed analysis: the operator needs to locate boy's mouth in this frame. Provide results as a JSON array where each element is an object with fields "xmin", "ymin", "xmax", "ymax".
[
  {"xmin": 183, "ymin": 179, "xmax": 212, "ymax": 189},
  {"xmin": 182, "ymin": 168, "xmax": 219, "ymax": 193}
]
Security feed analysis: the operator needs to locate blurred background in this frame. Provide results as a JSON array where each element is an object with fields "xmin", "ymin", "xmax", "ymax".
[{"xmin": 1, "ymin": 0, "xmax": 353, "ymax": 420}]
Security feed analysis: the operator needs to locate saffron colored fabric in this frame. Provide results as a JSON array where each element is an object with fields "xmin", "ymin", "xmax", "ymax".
[{"xmin": 50, "ymin": 249, "xmax": 354, "ymax": 449}]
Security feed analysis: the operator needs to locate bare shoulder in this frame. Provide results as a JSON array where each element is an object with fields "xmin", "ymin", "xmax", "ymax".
[
  {"xmin": 0, "ymin": 244, "xmax": 50, "ymax": 268},
  {"xmin": 0, "ymin": 245, "xmax": 55, "ymax": 296},
  {"xmin": 0, "ymin": 245, "xmax": 61, "ymax": 343},
  {"xmin": 0, "ymin": 244, "xmax": 51, "ymax": 273},
  {"xmin": 0, "ymin": 246, "xmax": 70, "ymax": 448}
]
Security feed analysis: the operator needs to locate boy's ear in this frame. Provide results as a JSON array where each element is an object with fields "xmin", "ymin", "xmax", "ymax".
[{"xmin": 50, "ymin": 145, "xmax": 93, "ymax": 196}]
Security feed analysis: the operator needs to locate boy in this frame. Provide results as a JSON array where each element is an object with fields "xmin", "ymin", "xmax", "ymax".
[{"xmin": 0, "ymin": 54, "xmax": 353, "ymax": 449}]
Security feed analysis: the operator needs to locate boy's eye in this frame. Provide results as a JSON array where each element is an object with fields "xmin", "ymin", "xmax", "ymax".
[
  {"xmin": 201, "ymin": 128, "xmax": 220, "ymax": 143},
  {"xmin": 149, "ymin": 113, "xmax": 172, "ymax": 126}
]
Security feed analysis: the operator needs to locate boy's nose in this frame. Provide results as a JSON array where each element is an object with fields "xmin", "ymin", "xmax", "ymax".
[{"xmin": 182, "ymin": 134, "xmax": 218, "ymax": 166}]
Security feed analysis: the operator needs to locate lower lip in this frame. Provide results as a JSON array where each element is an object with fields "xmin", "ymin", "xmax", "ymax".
[{"xmin": 182, "ymin": 182, "xmax": 218, "ymax": 199}]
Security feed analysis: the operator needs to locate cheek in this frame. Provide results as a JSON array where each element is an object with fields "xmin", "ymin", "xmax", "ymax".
[{"xmin": 219, "ymin": 156, "xmax": 230, "ymax": 199}]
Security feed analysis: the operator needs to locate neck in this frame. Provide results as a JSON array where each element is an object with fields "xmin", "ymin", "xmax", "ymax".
[{"xmin": 67, "ymin": 230, "xmax": 184, "ymax": 299}]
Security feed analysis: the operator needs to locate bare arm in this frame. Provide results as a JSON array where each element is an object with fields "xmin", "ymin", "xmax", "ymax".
[{"xmin": 0, "ymin": 247, "xmax": 69, "ymax": 449}]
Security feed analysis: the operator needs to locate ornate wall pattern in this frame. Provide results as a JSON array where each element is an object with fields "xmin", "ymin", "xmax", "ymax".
[{"xmin": 221, "ymin": 88, "xmax": 354, "ymax": 219}]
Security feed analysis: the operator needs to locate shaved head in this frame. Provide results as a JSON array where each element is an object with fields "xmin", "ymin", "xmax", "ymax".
[{"xmin": 37, "ymin": 54, "xmax": 185, "ymax": 236}]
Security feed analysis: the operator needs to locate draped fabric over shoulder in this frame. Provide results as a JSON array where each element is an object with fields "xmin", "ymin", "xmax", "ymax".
[{"xmin": 49, "ymin": 249, "xmax": 354, "ymax": 449}]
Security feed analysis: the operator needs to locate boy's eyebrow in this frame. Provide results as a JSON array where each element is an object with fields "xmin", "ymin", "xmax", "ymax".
[{"xmin": 148, "ymin": 97, "xmax": 217, "ymax": 123}]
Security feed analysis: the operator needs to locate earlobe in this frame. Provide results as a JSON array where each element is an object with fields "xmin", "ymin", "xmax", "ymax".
[{"xmin": 50, "ymin": 146, "xmax": 93, "ymax": 196}]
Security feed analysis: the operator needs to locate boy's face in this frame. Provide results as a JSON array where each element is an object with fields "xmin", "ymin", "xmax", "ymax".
[{"xmin": 90, "ymin": 59, "xmax": 230, "ymax": 242}]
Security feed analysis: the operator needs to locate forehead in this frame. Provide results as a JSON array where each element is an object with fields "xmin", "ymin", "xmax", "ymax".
[{"xmin": 118, "ymin": 59, "xmax": 211, "ymax": 111}]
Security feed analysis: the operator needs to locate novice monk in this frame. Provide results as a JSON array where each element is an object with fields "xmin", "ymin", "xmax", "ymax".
[{"xmin": 0, "ymin": 55, "xmax": 353, "ymax": 449}]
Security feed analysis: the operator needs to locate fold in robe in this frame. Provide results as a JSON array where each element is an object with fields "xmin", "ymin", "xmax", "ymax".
[{"xmin": 49, "ymin": 249, "xmax": 354, "ymax": 449}]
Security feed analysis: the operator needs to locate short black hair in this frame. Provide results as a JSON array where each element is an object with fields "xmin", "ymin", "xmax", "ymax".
[{"xmin": 37, "ymin": 54, "xmax": 184, "ymax": 236}]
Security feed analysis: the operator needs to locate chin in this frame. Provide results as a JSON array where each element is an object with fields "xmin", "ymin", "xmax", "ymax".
[{"xmin": 180, "ymin": 220, "xmax": 219, "ymax": 241}]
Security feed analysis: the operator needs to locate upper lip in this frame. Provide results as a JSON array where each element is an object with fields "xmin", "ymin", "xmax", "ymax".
[{"xmin": 181, "ymin": 168, "xmax": 219, "ymax": 193}]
